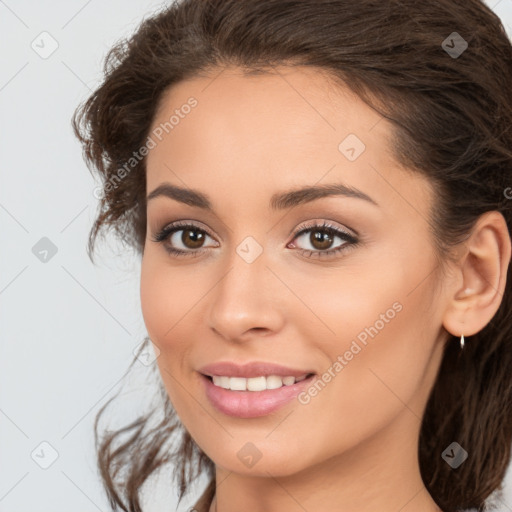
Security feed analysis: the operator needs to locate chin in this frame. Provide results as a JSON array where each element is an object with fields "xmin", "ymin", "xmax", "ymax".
[{"xmin": 206, "ymin": 442, "xmax": 313, "ymax": 478}]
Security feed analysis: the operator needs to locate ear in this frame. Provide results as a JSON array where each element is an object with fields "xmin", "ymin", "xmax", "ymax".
[{"xmin": 442, "ymin": 211, "xmax": 511, "ymax": 339}]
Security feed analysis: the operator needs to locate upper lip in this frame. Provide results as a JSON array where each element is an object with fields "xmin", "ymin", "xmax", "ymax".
[{"xmin": 198, "ymin": 361, "xmax": 316, "ymax": 378}]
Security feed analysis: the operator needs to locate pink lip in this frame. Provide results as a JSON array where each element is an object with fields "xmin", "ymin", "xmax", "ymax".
[
  {"xmin": 200, "ymin": 373, "xmax": 316, "ymax": 418},
  {"xmin": 197, "ymin": 361, "xmax": 315, "ymax": 378}
]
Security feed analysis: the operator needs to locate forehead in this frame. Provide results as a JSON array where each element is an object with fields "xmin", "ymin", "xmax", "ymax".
[
  {"xmin": 145, "ymin": 65, "xmax": 432, "ymax": 216},
  {"xmin": 148, "ymin": 65, "xmax": 386, "ymax": 166}
]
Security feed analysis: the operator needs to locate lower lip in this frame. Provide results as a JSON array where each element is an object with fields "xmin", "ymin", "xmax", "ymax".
[{"xmin": 200, "ymin": 373, "xmax": 316, "ymax": 418}]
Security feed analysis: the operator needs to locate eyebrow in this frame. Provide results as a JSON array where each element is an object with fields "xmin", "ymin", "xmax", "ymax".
[{"xmin": 146, "ymin": 182, "xmax": 379, "ymax": 210}]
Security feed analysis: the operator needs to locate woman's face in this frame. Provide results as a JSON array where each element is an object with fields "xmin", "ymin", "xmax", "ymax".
[{"xmin": 140, "ymin": 65, "xmax": 450, "ymax": 477}]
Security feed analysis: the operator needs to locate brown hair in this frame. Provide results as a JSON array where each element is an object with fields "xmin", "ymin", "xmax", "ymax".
[{"xmin": 72, "ymin": 1, "xmax": 512, "ymax": 511}]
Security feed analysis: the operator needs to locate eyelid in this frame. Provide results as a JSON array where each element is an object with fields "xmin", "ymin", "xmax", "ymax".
[
  {"xmin": 156, "ymin": 219, "xmax": 216, "ymax": 239},
  {"xmin": 291, "ymin": 218, "xmax": 357, "ymax": 240},
  {"xmin": 288, "ymin": 220, "xmax": 358, "ymax": 254},
  {"xmin": 153, "ymin": 218, "xmax": 355, "ymax": 245},
  {"xmin": 152, "ymin": 218, "xmax": 359, "ymax": 261}
]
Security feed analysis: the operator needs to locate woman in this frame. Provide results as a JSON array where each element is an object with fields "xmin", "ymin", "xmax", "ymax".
[{"xmin": 72, "ymin": 1, "xmax": 512, "ymax": 511}]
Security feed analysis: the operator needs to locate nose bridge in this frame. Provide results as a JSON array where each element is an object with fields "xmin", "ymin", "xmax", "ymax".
[{"xmin": 207, "ymin": 234, "xmax": 284, "ymax": 340}]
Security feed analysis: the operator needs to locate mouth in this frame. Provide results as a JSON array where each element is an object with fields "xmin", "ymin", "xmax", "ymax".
[
  {"xmin": 199, "ymin": 372, "xmax": 317, "ymax": 418},
  {"xmin": 202, "ymin": 372, "xmax": 316, "ymax": 391}
]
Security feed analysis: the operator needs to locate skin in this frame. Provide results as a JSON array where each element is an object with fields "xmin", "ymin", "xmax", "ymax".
[{"xmin": 139, "ymin": 65, "xmax": 511, "ymax": 512}]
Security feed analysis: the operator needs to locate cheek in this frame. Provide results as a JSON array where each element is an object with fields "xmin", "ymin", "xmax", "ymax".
[
  {"xmin": 139, "ymin": 255, "xmax": 201, "ymax": 404},
  {"xmin": 140, "ymin": 254, "xmax": 199, "ymax": 347},
  {"xmin": 140, "ymin": 256, "xmax": 199, "ymax": 416},
  {"xmin": 140, "ymin": 258, "xmax": 170, "ymax": 344},
  {"xmin": 296, "ymin": 250, "xmax": 439, "ymax": 440}
]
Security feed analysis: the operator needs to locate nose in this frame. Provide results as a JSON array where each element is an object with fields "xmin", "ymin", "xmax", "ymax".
[{"xmin": 207, "ymin": 243, "xmax": 285, "ymax": 343}]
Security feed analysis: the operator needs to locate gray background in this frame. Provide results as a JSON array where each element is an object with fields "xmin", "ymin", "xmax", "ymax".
[{"xmin": 1, "ymin": 1, "xmax": 512, "ymax": 511}]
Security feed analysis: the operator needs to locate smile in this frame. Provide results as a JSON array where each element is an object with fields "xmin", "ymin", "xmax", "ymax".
[
  {"xmin": 200, "ymin": 372, "xmax": 317, "ymax": 418},
  {"xmin": 208, "ymin": 374, "xmax": 311, "ymax": 391}
]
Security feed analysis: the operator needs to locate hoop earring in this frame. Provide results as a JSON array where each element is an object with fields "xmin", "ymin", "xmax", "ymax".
[{"xmin": 460, "ymin": 334, "xmax": 465, "ymax": 350}]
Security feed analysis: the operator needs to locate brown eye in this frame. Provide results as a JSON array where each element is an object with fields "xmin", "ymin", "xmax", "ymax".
[
  {"xmin": 179, "ymin": 227, "xmax": 206, "ymax": 249},
  {"xmin": 151, "ymin": 221, "xmax": 218, "ymax": 258},
  {"xmin": 289, "ymin": 221, "xmax": 358, "ymax": 259},
  {"xmin": 308, "ymin": 230, "xmax": 335, "ymax": 251},
  {"xmin": 151, "ymin": 220, "xmax": 358, "ymax": 260}
]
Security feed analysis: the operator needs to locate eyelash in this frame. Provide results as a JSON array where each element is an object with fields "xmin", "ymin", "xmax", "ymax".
[{"xmin": 150, "ymin": 220, "xmax": 359, "ymax": 260}]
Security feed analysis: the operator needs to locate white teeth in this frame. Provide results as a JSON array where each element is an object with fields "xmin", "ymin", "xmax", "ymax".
[
  {"xmin": 210, "ymin": 374, "xmax": 310, "ymax": 391},
  {"xmin": 247, "ymin": 376, "xmax": 267, "ymax": 391},
  {"xmin": 266, "ymin": 375, "xmax": 284, "ymax": 389},
  {"xmin": 229, "ymin": 377, "xmax": 246, "ymax": 391},
  {"xmin": 212, "ymin": 376, "xmax": 231, "ymax": 389},
  {"xmin": 282, "ymin": 376, "xmax": 296, "ymax": 386}
]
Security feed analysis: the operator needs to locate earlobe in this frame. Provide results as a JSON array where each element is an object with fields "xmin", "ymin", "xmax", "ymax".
[{"xmin": 442, "ymin": 211, "xmax": 511, "ymax": 339}]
